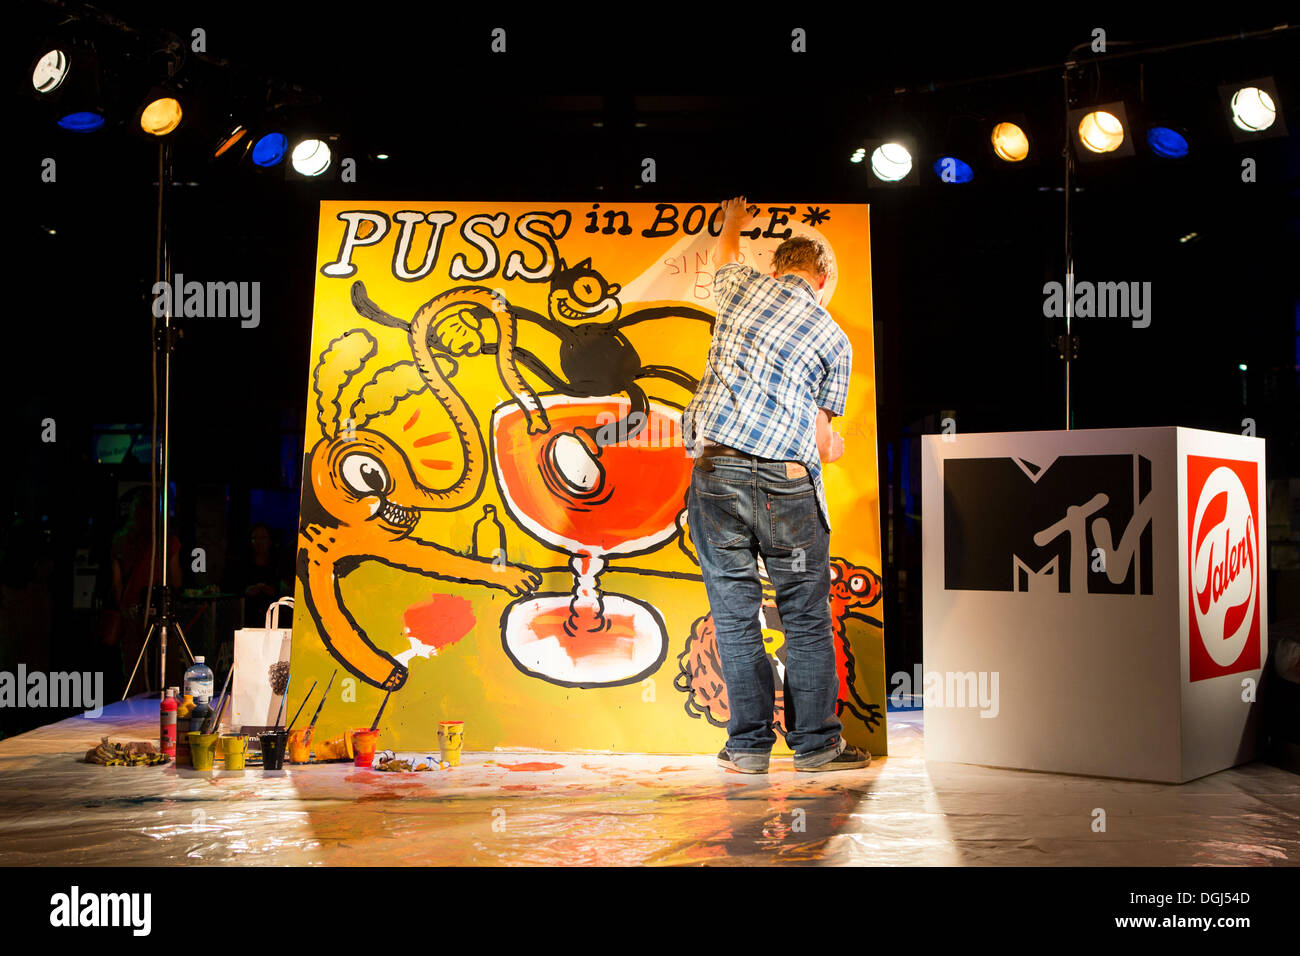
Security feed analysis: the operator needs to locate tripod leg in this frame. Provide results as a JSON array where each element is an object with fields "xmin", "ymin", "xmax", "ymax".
[
  {"xmin": 123, "ymin": 621, "xmax": 156, "ymax": 701},
  {"xmin": 173, "ymin": 622, "xmax": 195, "ymax": 662},
  {"xmin": 172, "ymin": 623, "xmax": 195, "ymax": 689}
]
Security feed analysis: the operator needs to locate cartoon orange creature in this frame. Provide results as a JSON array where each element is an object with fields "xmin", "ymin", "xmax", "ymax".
[
  {"xmin": 297, "ymin": 317, "xmax": 542, "ymax": 692},
  {"xmin": 675, "ymin": 543, "xmax": 885, "ymax": 734}
]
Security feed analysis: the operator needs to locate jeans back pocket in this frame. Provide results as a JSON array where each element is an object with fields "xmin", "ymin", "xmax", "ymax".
[
  {"xmin": 690, "ymin": 479, "xmax": 749, "ymax": 549},
  {"xmin": 765, "ymin": 479, "xmax": 817, "ymax": 552}
]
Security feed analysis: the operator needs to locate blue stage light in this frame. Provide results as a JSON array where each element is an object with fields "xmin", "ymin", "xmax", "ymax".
[
  {"xmin": 57, "ymin": 111, "xmax": 104, "ymax": 132},
  {"xmin": 1146, "ymin": 126, "xmax": 1189, "ymax": 158},
  {"xmin": 933, "ymin": 156, "xmax": 974, "ymax": 183},
  {"xmin": 252, "ymin": 132, "xmax": 288, "ymax": 167}
]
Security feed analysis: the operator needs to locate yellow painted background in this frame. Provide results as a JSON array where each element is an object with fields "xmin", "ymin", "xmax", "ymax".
[{"xmin": 289, "ymin": 200, "xmax": 886, "ymax": 755}]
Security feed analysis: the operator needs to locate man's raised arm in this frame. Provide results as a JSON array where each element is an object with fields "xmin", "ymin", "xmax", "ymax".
[{"xmin": 714, "ymin": 196, "xmax": 757, "ymax": 267}]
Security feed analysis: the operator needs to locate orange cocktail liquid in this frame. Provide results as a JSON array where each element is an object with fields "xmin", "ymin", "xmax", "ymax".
[{"xmin": 494, "ymin": 400, "xmax": 692, "ymax": 554}]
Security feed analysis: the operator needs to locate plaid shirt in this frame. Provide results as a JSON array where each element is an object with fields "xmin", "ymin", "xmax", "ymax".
[{"xmin": 682, "ymin": 261, "xmax": 852, "ymax": 532}]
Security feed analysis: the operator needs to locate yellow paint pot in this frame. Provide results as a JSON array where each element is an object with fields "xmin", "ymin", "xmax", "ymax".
[
  {"xmin": 189, "ymin": 732, "xmax": 220, "ymax": 771},
  {"xmin": 437, "ymin": 720, "xmax": 464, "ymax": 767},
  {"xmin": 220, "ymin": 734, "xmax": 248, "ymax": 770}
]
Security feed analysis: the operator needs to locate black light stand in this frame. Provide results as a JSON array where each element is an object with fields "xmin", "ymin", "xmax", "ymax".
[
  {"xmin": 1058, "ymin": 55, "xmax": 1080, "ymax": 431},
  {"xmin": 123, "ymin": 137, "xmax": 194, "ymax": 699}
]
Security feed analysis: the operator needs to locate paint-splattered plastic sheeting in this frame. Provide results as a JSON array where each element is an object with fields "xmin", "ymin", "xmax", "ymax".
[{"xmin": 0, "ymin": 698, "xmax": 1296, "ymax": 866}]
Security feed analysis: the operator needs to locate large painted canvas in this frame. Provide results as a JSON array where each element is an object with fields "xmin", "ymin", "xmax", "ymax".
[{"xmin": 288, "ymin": 200, "xmax": 886, "ymax": 755}]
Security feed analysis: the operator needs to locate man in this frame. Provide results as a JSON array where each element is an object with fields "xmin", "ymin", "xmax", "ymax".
[{"xmin": 682, "ymin": 195, "xmax": 870, "ymax": 773}]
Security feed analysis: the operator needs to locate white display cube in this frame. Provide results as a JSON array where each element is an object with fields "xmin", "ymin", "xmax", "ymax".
[{"xmin": 921, "ymin": 426, "xmax": 1267, "ymax": 782}]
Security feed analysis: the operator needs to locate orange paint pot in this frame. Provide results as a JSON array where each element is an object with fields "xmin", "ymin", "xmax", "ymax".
[
  {"xmin": 288, "ymin": 727, "xmax": 313, "ymax": 764},
  {"xmin": 315, "ymin": 730, "xmax": 355, "ymax": 762},
  {"xmin": 351, "ymin": 729, "xmax": 380, "ymax": 768}
]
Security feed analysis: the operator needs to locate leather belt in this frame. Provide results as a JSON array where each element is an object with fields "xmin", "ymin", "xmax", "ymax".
[
  {"xmin": 694, "ymin": 444, "xmax": 808, "ymax": 478},
  {"xmin": 697, "ymin": 444, "xmax": 762, "ymax": 461}
]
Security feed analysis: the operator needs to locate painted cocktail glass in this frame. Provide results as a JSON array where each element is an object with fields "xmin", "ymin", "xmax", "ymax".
[{"xmin": 491, "ymin": 395, "xmax": 692, "ymax": 687}]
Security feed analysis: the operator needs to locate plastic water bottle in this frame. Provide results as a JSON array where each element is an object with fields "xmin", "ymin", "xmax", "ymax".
[{"xmin": 184, "ymin": 656, "xmax": 214, "ymax": 704}]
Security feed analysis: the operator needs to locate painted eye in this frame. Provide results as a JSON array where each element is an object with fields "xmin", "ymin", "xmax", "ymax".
[
  {"xmin": 574, "ymin": 279, "xmax": 600, "ymax": 303},
  {"xmin": 849, "ymin": 574, "xmax": 867, "ymax": 594},
  {"xmin": 340, "ymin": 453, "xmax": 389, "ymax": 495},
  {"xmin": 829, "ymin": 564, "xmax": 840, "ymax": 581}
]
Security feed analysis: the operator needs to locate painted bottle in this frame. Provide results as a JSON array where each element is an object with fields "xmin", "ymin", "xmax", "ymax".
[
  {"xmin": 473, "ymin": 505, "xmax": 507, "ymax": 561},
  {"xmin": 190, "ymin": 697, "xmax": 212, "ymax": 738},
  {"xmin": 160, "ymin": 688, "xmax": 178, "ymax": 758},
  {"xmin": 176, "ymin": 693, "xmax": 194, "ymax": 767}
]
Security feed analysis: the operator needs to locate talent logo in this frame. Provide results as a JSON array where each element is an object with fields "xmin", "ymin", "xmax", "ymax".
[{"xmin": 1187, "ymin": 456, "xmax": 1261, "ymax": 681}]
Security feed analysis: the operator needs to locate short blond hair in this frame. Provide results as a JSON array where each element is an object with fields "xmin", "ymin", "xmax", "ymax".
[{"xmin": 772, "ymin": 236, "xmax": 832, "ymax": 280}]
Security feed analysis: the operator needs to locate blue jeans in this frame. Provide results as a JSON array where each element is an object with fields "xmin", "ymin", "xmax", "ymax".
[{"xmin": 687, "ymin": 453, "xmax": 843, "ymax": 760}]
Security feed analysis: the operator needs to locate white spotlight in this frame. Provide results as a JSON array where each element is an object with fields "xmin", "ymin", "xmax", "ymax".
[
  {"xmin": 291, "ymin": 138, "xmax": 331, "ymax": 176},
  {"xmin": 870, "ymin": 143, "xmax": 912, "ymax": 182}
]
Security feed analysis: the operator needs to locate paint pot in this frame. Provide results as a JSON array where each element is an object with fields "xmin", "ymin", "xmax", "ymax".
[
  {"xmin": 188, "ymin": 732, "xmax": 220, "ymax": 771},
  {"xmin": 220, "ymin": 734, "xmax": 248, "ymax": 771},
  {"xmin": 315, "ymin": 729, "xmax": 355, "ymax": 762},
  {"xmin": 260, "ymin": 731, "xmax": 287, "ymax": 771},
  {"xmin": 437, "ymin": 720, "xmax": 465, "ymax": 767},
  {"xmin": 351, "ymin": 729, "xmax": 380, "ymax": 768},
  {"xmin": 288, "ymin": 727, "xmax": 313, "ymax": 764}
]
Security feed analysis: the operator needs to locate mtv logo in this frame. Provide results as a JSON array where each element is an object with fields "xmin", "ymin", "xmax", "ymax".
[{"xmin": 944, "ymin": 454, "xmax": 1154, "ymax": 594}]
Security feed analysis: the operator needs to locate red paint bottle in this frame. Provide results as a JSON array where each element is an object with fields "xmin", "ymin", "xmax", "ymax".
[{"xmin": 160, "ymin": 687, "xmax": 178, "ymax": 758}]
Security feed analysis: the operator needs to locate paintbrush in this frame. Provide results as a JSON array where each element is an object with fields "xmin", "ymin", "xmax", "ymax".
[
  {"xmin": 201, "ymin": 663, "xmax": 234, "ymax": 735},
  {"xmin": 273, "ymin": 677, "xmax": 290, "ymax": 730},
  {"xmin": 304, "ymin": 669, "xmax": 337, "ymax": 735},
  {"xmin": 206, "ymin": 684, "xmax": 231, "ymax": 737},
  {"xmin": 285, "ymin": 680, "xmax": 317, "ymax": 732},
  {"xmin": 369, "ymin": 691, "xmax": 391, "ymax": 732}
]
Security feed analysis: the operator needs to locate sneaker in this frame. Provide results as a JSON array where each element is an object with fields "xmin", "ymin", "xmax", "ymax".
[
  {"xmin": 716, "ymin": 748, "xmax": 770, "ymax": 774},
  {"xmin": 794, "ymin": 742, "xmax": 871, "ymax": 772}
]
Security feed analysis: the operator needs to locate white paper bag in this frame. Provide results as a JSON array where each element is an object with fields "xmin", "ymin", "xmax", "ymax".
[{"xmin": 231, "ymin": 597, "xmax": 294, "ymax": 734}]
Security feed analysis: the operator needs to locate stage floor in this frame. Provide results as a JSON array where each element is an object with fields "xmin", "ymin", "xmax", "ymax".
[{"xmin": 0, "ymin": 697, "xmax": 1296, "ymax": 865}]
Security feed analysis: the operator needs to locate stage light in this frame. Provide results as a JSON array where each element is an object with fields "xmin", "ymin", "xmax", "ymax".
[
  {"xmin": 1078, "ymin": 110, "xmax": 1124, "ymax": 153},
  {"xmin": 1218, "ymin": 78, "xmax": 1286, "ymax": 142},
  {"xmin": 140, "ymin": 96, "xmax": 183, "ymax": 136},
  {"xmin": 850, "ymin": 146, "xmax": 866, "ymax": 164},
  {"xmin": 1230, "ymin": 87, "xmax": 1277, "ymax": 132},
  {"xmin": 991, "ymin": 122, "xmax": 1029, "ymax": 162},
  {"xmin": 1068, "ymin": 101, "xmax": 1135, "ymax": 161},
  {"xmin": 871, "ymin": 143, "xmax": 912, "ymax": 182},
  {"xmin": 1238, "ymin": 363, "xmax": 1248, "ymax": 371},
  {"xmin": 32, "ymin": 49, "xmax": 69, "ymax": 94},
  {"xmin": 251, "ymin": 132, "xmax": 288, "ymax": 167},
  {"xmin": 376, "ymin": 153, "xmax": 390, "ymax": 160},
  {"xmin": 291, "ymin": 138, "xmax": 331, "ymax": 176},
  {"xmin": 57, "ymin": 111, "xmax": 105, "ymax": 132},
  {"xmin": 933, "ymin": 156, "xmax": 973, "ymax": 183},
  {"xmin": 1146, "ymin": 126, "xmax": 1189, "ymax": 158},
  {"xmin": 213, "ymin": 124, "xmax": 248, "ymax": 158}
]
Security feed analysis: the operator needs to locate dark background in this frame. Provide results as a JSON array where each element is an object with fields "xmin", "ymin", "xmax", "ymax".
[{"xmin": 6, "ymin": 1, "xmax": 1298, "ymax": 733}]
